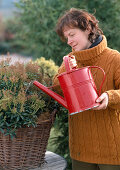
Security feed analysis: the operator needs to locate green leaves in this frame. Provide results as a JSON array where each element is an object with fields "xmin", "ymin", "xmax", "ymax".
[
  {"xmin": 13, "ymin": 0, "xmax": 71, "ymax": 65},
  {"xmin": 12, "ymin": 0, "xmax": 120, "ymax": 66},
  {"xmin": 0, "ymin": 57, "xmax": 59, "ymax": 139}
]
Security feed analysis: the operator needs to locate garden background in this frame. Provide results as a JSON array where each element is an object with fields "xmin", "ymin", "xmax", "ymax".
[{"xmin": 0, "ymin": 0, "xmax": 120, "ymax": 169}]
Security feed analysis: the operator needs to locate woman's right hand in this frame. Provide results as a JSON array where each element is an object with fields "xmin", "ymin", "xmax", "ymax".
[{"xmin": 67, "ymin": 55, "xmax": 77, "ymax": 69}]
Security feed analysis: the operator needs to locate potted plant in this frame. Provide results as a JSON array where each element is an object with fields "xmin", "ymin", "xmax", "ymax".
[{"xmin": 0, "ymin": 57, "xmax": 59, "ymax": 170}]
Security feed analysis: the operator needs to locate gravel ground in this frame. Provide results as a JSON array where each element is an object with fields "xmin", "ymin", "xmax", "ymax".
[{"xmin": 0, "ymin": 53, "xmax": 32, "ymax": 64}]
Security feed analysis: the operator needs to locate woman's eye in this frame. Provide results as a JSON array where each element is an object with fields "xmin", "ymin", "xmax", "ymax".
[{"xmin": 70, "ymin": 34, "xmax": 74, "ymax": 37}]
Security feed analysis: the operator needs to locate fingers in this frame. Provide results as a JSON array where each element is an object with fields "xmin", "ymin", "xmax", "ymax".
[
  {"xmin": 68, "ymin": 55, "xmax": 75, "ymax": 59},
  {"xmin": 93, "ymin": 93, "xmax": 109, "ymax": 110},
  {"xmin": 68, "ymin": 55, "xmax": 77, "ymax": 69},
  {"xmin": 94, "ymin": 101, "xmax": 106, "ymax": 110},
  {"xmin": 96, "ymin": 93, "xmax": 107, "ymax": 103}
]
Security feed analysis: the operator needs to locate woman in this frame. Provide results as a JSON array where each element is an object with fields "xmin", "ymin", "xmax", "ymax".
[{"xmin": 53, "ymin": 8, "xmax": 120, "ymax": 170}]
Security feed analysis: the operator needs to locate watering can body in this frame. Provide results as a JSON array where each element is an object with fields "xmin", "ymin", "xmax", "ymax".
[
  {"xmin": 58, "ymin": 67, "xmax": 100, "ymax": 115},
  {"xmin": 33, "ymin": 56, "xmax": 105, "ymax": 115}
]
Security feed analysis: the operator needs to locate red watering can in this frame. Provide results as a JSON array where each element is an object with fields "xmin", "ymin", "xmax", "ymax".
[{"xmin": 33, "ymin": 56, "xmax": 106, "ymax": 115}]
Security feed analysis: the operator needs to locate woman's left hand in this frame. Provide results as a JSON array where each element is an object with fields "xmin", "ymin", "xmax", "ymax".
[{"xmin": 93, "ymin": 92, "xmax": 109, "ymax": 110}]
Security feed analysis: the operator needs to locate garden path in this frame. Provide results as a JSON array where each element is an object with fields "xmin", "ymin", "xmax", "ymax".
[{"xmin": 0, "ymin": 53, "xmax": 32, "ymax": 64}]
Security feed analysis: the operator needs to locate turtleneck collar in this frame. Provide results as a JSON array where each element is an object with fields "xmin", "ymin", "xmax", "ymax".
[
  {"xmin": 69, "ymin": 35, "xmax": 107, "ymax": 66},
  {"xmin": 89, "ymin": 35, "xmax": 102, "ymax": 49}
]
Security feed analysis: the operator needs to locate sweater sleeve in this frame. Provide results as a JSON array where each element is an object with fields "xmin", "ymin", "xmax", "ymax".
[{"xmin": 106, "ymin": 52, "xmax": 120, "ymax": 110}]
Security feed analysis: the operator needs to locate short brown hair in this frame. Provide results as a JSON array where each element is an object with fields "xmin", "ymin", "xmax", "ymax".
[{"xmin": 56, "ymin": 8, "xmax": 103, "ymax": 43}]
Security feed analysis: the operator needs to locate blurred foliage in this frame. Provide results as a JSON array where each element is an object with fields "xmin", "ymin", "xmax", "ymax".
[
  {"xmin": 13, "ymin": 0, "xmax": 72, "ymax": 64},
  {"xmin": 85, "ymin": 0, "xmax": 120, "ymax": 51},
  {"xmin": 1, "ymin": 0, "xmax": 119, "ymax": 65}
]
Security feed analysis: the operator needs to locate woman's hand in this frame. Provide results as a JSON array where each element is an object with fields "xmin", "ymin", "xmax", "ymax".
[
  {"xmin": 68, "ymin": 55, "xmax": 77, "ymax": 69},
  {"xmin": 93, "ymin": 92, "xmax": 109, "ymax": 110}
]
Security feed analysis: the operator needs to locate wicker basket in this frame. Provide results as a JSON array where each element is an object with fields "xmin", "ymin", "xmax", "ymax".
[{"xmin": 0, "ymin": 110, "xmax": 57, "ymax": 170}]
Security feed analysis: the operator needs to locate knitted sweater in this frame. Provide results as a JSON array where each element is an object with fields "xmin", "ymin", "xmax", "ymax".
[{"xmin": 53, "ymin": 35, "xmax": 120, "ymax": 165}]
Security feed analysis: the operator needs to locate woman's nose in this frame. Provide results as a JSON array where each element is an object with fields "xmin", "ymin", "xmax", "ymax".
[{"xmin": 67, "ymin": 38, "xmax": 73, "ymax": 46}]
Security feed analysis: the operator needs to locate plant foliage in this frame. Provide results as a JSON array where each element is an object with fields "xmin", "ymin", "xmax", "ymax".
[{"xmin": 0, "ymin": 57, "xmax": 58, "ymax": 138}]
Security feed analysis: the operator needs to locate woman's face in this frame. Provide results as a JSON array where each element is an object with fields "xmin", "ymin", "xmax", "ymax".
[{"xmin": 63, "ymin": 27, "xmax": 92, "ymax": 51}]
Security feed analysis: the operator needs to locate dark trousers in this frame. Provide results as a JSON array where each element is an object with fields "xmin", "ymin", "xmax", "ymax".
[{"xmin": 72, "ymin": 159, "xmax": 120, "ymax": 170}]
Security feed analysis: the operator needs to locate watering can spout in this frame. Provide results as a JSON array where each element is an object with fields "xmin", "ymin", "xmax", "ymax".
[{"xmin": 33, "ymin": 81, "xmax": 68, "ymax": 109}]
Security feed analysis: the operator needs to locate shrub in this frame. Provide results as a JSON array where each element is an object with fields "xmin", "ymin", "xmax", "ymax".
[{"xmin": 0, "ymin": 57, "xmax": 59, "ymax": 139}]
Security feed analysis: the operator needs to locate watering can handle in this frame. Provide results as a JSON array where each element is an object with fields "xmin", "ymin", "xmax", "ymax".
[
  {"xmin": 63, "ymin": 56, "xmax": 76, "ymax": 72},
  {"xmin": 88, "ymin": 66, "xmax": 106, "ymax": 96}
]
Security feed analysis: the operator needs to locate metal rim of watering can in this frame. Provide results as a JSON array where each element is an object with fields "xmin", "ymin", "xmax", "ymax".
[{"xmin": 69, "ymin": 104, "xmax": 100, "ymax": 116}]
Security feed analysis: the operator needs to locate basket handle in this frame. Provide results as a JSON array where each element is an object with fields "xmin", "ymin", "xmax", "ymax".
[{"xmin": 51, "ymin": 109, "xmax": 58, "ymax": 124}]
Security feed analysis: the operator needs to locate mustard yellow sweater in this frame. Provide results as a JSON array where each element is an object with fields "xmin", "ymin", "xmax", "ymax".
[{"xmin": 53, "ymin": 36, "xmax": 120, "ymax": 165}]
